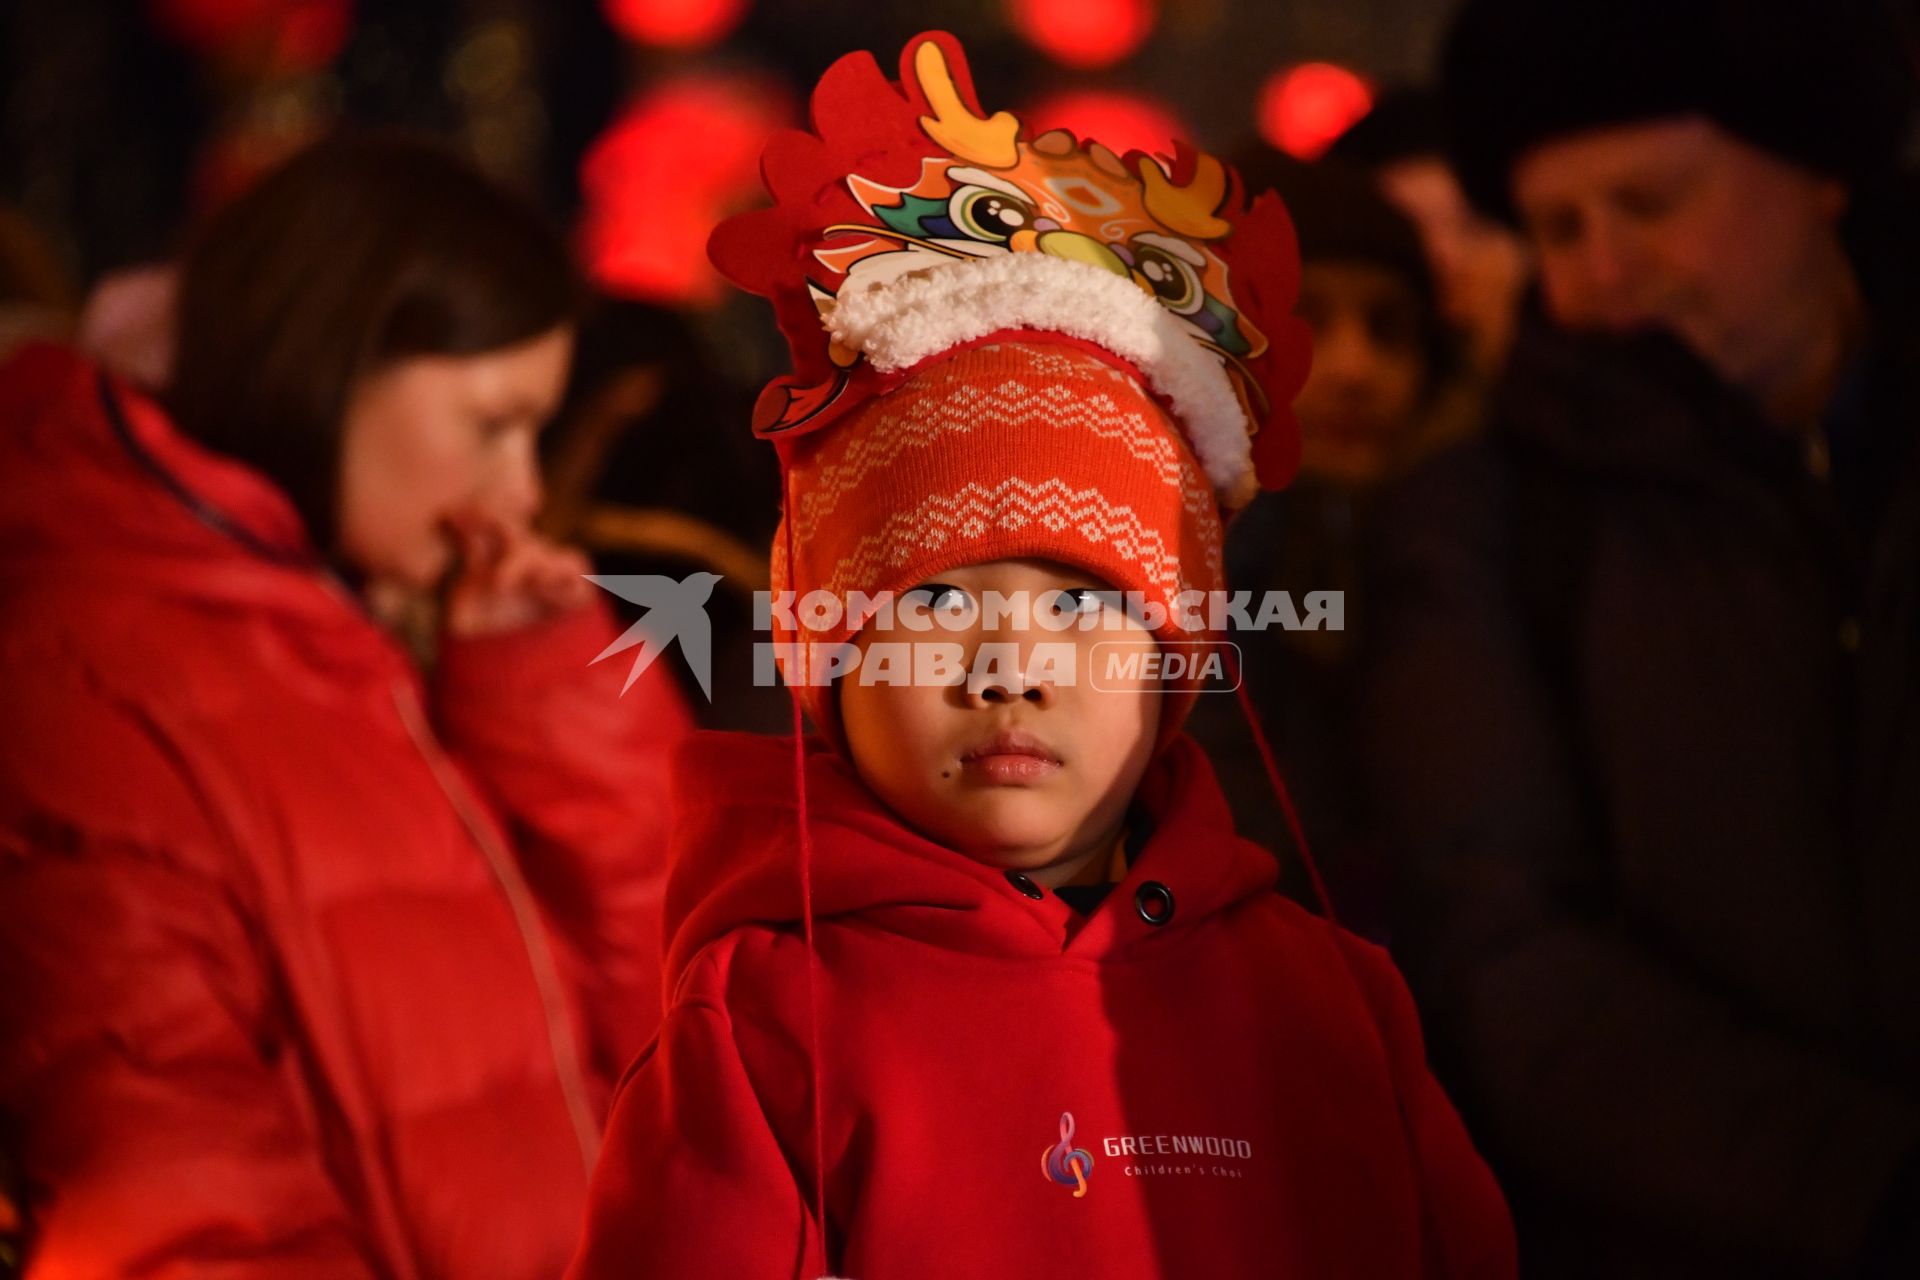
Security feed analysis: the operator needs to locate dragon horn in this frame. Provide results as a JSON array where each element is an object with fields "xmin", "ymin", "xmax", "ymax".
[
  {"xmin": 911, "ymin": 38, "xmax": 1020, "ymax": 171},
  {"xmin": 1138, "ymin": 145, "xmax": 1232, "ymax": 240}
]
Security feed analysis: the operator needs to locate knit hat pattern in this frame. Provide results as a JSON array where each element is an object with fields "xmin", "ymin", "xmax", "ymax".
[{"xmin": 769, "ymin": 338, "xmax": 1227, "ymax": 739}]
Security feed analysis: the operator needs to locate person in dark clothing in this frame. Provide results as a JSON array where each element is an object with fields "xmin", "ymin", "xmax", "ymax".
[
  {"xmin": 1191, "ymin": 154, "xmax": 1458, "ymax": 937},
  {"xmin": 1362, "ymin": 0, "xmax": 1920, "ymax": 1275}
]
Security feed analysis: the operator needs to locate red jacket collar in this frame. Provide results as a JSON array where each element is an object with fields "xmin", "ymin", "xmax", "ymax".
[
  {"xmin": 662, "ymin": 729, "xmax": 1282, "ymax": 992},
  {"xmin": 0, "ymin": 342, "xmax": 318, "ymax": 564}
]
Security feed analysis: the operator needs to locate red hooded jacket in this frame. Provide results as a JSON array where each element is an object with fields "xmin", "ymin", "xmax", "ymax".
[
  {"xmin": 0, "ymin": 343, "xmax": 690, "ymax": 1278},
  {"xmin": 568, "ymin": 728, "xmax": 1517, "ymax": 1278}
]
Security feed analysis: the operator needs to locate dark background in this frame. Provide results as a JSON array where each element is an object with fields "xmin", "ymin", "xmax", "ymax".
[{"xmin": 1, "ymin": 0, "xmax": 1457, "ymax": 289}]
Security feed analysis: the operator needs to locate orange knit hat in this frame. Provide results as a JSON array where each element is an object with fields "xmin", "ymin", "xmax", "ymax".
[{"xmin": 769, "ymin": 336, "xmax": 1226, "ymax": 741}]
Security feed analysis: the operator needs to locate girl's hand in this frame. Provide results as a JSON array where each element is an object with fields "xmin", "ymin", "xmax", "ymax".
[{"xmin": 442, "ymin": 513, "xmax": 594, "ymax": 637}]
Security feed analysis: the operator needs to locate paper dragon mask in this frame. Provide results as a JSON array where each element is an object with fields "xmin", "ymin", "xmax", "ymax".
[{"xmin": 709, "ymin": 30, "xmax": 1312, "ymax": 507}]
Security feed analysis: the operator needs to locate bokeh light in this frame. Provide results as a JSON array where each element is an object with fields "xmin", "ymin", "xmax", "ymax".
[
  {"xmin": 1007, "ymin": 0, "xmax": 1155, "ymax": 70},
  {"xmin": 1023, "ymin": 89, "xmax": 1187, "ymax": 160},
  {"xmin": 578, "ymin": 73, "xmax": 789, "ymax": 306},
  {"xmin": 1258, "ymin": 62, "xmax": 1374, "ymax": 160},
  {"xmin": 148, "ymin": 0, "xmax": 353, "ymax": 74},
  {"xmin": 602, "ymin": 0, "xmax": 749, "ymax": 49}
]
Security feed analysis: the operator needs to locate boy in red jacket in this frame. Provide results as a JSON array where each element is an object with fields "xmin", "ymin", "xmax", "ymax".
[{"xmin": 568, "ymin": 31, "xmax": 1515, "ymax": 1280}]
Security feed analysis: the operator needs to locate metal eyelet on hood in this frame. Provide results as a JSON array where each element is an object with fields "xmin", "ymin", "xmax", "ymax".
[
  {"xmin": 1006, "ymin": 870, "xmax": 1046, "ymax": 900},
  {"xmin": 1135, "ymin": 881, "xmax": 1175, "ymax": 925}
]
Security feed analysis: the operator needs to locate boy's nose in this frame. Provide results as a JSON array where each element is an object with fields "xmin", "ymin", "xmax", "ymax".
[{"xmin": 967, "ymin": 673, "xmax": 1056, "ymax": 709}]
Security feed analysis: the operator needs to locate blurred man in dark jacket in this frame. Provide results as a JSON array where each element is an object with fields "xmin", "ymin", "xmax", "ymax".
[{"xmin": 1362, "ymin": 1, "xmax": 1920, "ymax": 1275}]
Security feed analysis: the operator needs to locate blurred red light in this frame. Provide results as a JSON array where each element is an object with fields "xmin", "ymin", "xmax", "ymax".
[
  {"xmin": 602, "ymin": 0, "xmax": 747, "ymax": 49},
  {"xmin": 149, "ymin": 0, "xmax": 352, "ymax": 73},
  {"xmin": 191, "ymin": 127, "xmax": 318, "ymax": 215},
  {"xmin": 1023, "ymin": 90, "xmax": 1187, "ymax": 160},
  {"xmin": 1007, "ymin": 0, "xmax": 1154, "ymax": 70},
  {"xmin": 1258, "ymin": 63, "xmax": 1374, "ymax": 160},
  {"xmin": 578, "ymin": 74, "xmax": 789, "ymax": 306}
]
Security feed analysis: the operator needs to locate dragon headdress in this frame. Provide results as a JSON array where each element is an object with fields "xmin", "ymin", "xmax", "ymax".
[{"xmin": 709, "ymin": 30, "xmax": 1311, "ymax": 510}]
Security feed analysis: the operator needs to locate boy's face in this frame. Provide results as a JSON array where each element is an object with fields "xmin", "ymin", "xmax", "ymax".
[{"xmin": 839, "ymin": 558, "xmax": 1162, "ymax": 887}]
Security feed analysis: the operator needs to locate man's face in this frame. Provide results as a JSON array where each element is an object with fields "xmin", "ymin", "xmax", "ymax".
[
  {"xmin": 838, "ymin": 558, "xmax": 1162, "ymax": 886},
  {"xmin": 1512, "ymin": 117, "xmax": 1849, "ymax": 401}
]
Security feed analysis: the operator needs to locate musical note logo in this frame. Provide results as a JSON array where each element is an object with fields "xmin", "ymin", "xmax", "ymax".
[{"xmin": 1041, "ymin": 1111, "xmax": 1095, "ymax": 1198}]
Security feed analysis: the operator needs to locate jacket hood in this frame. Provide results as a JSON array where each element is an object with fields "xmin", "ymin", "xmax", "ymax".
[
  {"xmin": 0, "ymin": 342, "xmax": 354, "ymax": 624},
  {"xmin": 662, "ymin": 728, "xmax": 1284, "ymax": 993}
]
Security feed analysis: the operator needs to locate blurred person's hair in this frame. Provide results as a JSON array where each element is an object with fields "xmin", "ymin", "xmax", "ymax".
[
  {"xmin": 1443, "ymin": 0, "xmax": 1917, "ymax": 223},
  {"xmin": 1235, "ymin": 149, "xmax": 1458, "ymax": 397},
  {"xmin": 168, "ymin": 133, "xmax": 580, "ymax": 551}
]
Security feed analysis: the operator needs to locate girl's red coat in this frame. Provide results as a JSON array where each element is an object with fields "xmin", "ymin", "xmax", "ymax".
[{"xmin": 0, "ymin": 344, "xmax": 690, "ymax": 1277}]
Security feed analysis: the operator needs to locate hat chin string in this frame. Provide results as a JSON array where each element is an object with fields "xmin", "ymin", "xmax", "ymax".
[
  {"xmin": 1219, "ymin": 641, "xmax": 1337, "ymax": 923},
  {"xmin": 780, "ymin": 466, "xmax": 832, "ymax": 1275}
]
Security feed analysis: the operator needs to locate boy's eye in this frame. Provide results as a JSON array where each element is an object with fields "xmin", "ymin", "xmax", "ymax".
[
  {"xmin": 905, "ymin": 582, "xmax": 971, "ymax": 613},
  {"xmin": 1047, "ymin": 587, "xmax": 1110, "ymax": 615}
]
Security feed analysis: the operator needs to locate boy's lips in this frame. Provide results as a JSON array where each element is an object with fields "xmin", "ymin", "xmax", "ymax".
[{"xmin": 960, "ymin": 729, "xmax": 1062, "ymax": 784}]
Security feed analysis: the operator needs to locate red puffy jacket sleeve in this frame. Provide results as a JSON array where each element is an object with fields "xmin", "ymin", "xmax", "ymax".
[
  {"xmin": 433, "ymin": 599, "xmax": 693, "ymax": 1081},
  {"xmin": 565, "ymin": 991, "xmax": 822, "ymax": 1279},
  {"xmin": 0, "ymin": 667, "xmax": 380, "ymax": 1278},
  {"xmin": 1335, "ymin": 932, "xmax": 1519, "ymax": 1280}
]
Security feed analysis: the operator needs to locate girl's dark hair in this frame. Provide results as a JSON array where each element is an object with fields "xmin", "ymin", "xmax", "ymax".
[{"xmin": 168, "ymin": 132, "xmax": 580, "ymax": 550}]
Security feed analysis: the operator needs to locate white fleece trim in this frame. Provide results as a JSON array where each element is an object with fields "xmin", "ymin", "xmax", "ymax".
[{"xmin": 821, "ymin": 253, "xmax": 1254, "ymax": 501}]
